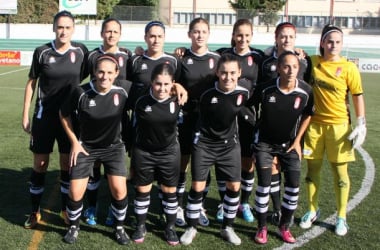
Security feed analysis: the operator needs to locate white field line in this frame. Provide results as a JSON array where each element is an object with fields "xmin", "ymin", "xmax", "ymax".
[
  {"xmin": 0, "ymin": 67, "xmax": 28, "ymax": 76},
  {"xmin": 274, "ymin": 146, "xmax": 375, "ymax": 250}
]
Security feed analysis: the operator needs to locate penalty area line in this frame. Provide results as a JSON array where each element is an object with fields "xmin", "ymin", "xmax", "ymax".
[{"xmin": 274, "ymin": 146, "xmax": 375, "ymax": 250}]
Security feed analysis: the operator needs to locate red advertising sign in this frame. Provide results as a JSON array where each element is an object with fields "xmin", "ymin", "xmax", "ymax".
[{"xmin": 0, "ymin": 50, "xmax": 21, "ymax": 65}]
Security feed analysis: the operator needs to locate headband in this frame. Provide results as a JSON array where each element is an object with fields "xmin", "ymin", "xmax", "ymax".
[
  {"xmin": 145, "ymin": 21, "xmax": 165, "ymax": 34},
  {"xmin": 321, "ymin": 26, "xmax": 343, "ymax": 42},
  {"xmin": 96, "ymin": 55, "xmax": 119, "ymax": 70}
]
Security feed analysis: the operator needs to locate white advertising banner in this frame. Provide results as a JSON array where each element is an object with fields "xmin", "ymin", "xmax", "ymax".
[
  {"xmin": 0, "ymin": 0, "xmax": 17, "ymax": 14},
  {"xmin": 358, "ymin": 59, "xmax": 380, "ymax": 73},
  {"xmin": 59, "ymin": 0, "xmax": 97, "ymax": 15}
]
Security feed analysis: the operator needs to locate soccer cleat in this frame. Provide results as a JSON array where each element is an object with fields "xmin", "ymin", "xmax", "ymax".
[
  {"xmin": 239, "ymin": 203, "xmax": 255, "ymax": 223},
  {"xmin": 105, "ymin": 206, "xmax": 114, "ymax": 226},
  {"xmin": 176, "ymin": 207, "xmax": 186, "ymax": 227},
  {"xmin": 220, "ymin": 226, "xmax": 241, "ymax": 245},
  {"xmin": 64, "ymin": 225, "xmax": 79, "ymax": 244},
  {"xmin": 198, "ymin": 207, "xmax": 210, "ymax": 226},
  {"xmin": 278, "ymin": 225, "xmax": 296, "ymax": 243},
  {"xmin": 83, "ymin": 206, "xmax": 97, "ymax": 226},
  {"xmin": 164, "ymin": 226, "xmax": 179, "ymax": 246},
  {"xmin": 180, "ymin": 226, "xmax": 197, "ymax": 245},
  {"xmin": 254, "ymin": 226, "xmax": 268, "ymax": 244},
  {"xmin": 60, "ymin": 210, "xmax": 69, "ymax": 225},
  {"xmin": 132, "ymin": 224, "xmax": 147, "ymax": 243},
  {"xmin": 335, "ymin": 217, "xmax": 349, "ymax": 236},
  {"xmin": 216, "ymin": 203, "xmax": 224, "ymax": 222},
  {"xmin": 115, "ymin": 226, "xmax": 130, "ymax": 245},
  {"xmin": 299, "ymin": 209, "xmax": 320, "ymax": 229},
  {"xmin": 24, "ymin": 212, "xmax": 41, "ymax": 229}
]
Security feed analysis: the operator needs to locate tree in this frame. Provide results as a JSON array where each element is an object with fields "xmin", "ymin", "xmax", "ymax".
[{"xmin": 229, "ymin": 0, "xmax": 286, "ymax": 31}]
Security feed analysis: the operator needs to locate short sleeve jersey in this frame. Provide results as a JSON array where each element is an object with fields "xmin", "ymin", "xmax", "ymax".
[
  {"xmin": 252, "ymin": 78, "xmax": 314, "ymax": 144},
  {"xmin": 29, "ymin": 41, "xmax": 87, "ymax": 115},
  {"xmin": 179, "ymin": 49, "xmax": 220, "ymax": 111},
  {"xmin": 134, "ymin": 93, "xmax": 180, "ymax": 151},
  {"xmin": 85, "ymin": 46, "xmax": 131, "ymax": 81},
  {"xmin": 261, "ymin": 47, "xmax": 311, "ymax": 83},
  {"xmin": 60, "ymin": 81, "xmax": 129, "ymax": 148},
  {"xmin": 197, "ymin": 83, "xmax": 249, "ymax": 143},
  {"xmin": 309, "ymin": 55, "xmax": 363, "ymax": 124},
  {"xmin": 127, "ymin": 53, "xmax": 180, "ymax": 108}
]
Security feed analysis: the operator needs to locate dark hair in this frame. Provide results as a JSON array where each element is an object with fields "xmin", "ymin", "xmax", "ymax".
[
  {"xmin": 275, "ymin": 22, "xmax": 296, "ymax": 38},
  {"xmin": 319, "ymin": 24, "xmax": 343, "ymax": 56},
  {"xmin": 188, "ymin": 17, "xmax": 210, "ymax": 33},
  {"xmin": 145, "ymin": 20, "xmax": 165, "ymax": 34},
  {"xmin": 95, "ymin": 53, "xmax": 119, "ymax": 71},
  {"xmin": 101, "ymin": 18, "xmax": 122, "ymax": 34},
  {"xmin": 216, "ymin": 54, "xmax": 241, "ymax": 71},
  {"xmin": 151, "ymin": 63, "xmax": 175, "ymax": 82},
  {"xmin": 231, "ymin": 19, "xmax": 253, "ymax": 47},
  {"xmin": 53, "ymin": 10, "xmax": 74, "ymax": 30},
  {"xmin": 277, "ymin": 51, "xmax": 299, "ymax": 67}
]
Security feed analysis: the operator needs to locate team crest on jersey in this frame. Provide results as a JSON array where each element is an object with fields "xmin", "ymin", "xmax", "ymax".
[
  {"xmin": 187, "ymin": 58, "xmax": 194, "ymax": 65},
  {"xmin": 335, "ymin": 67, "xmax": 342, "ymax": 76},
  {"xmin": 170, "ymin": 102, "xmax": 175, "ymax": 114},
  {"xmin": 211, "ymin": 97, "xmax": 218, "ymax": 104},
  {"xmin": 70, "ymin": 51, "xmax": 76, "ymax": 63},
  {"xmin": 144, "ymin": 105, "xmax": 152, "ymax": 112},
  {"xmin": 269, "ymin": 96, "xmax": 276, "ymax": 103},
  {"xmin": 247, "ymin": 56, "xmax": 253, "ymax": 66},
  {"xmin": 271, "ymin": 64, "xmax": 276, "ymax": 72},
  {"xmin": 113, "ymin": 93, "xmax": 120, "ymax": 106},
  {"xmin": 89, "ymin": 99, "xmax": 96, "ymax": 107},
  {"xmin": 141, "ymin": 63, "xmax": 148, "ymax": 70},
  {"xmin": 209, "ymin": 58, "xmax": 214, "ymax": 69},
  {"xmin": 236, "ymin": 94, "xmax": 243, "ymax": 106},
  {"xmin": 49, "ymin": 56, "xmax": 56, "ymax": 63},
  {"xmin": 294, "ymin": 96, "xmax": 301, "ymax": 109},
  {"xmin": 118, "ymin": 56, "xmax": 124, "ymax": 67}
]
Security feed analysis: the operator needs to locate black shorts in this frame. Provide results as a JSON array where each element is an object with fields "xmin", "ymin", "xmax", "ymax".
[
  {"xmin": 178, "ymin": 111, "xmax": 198, "ymax": 155},
  {"xmin": 191, "ymin": 139, "xmax": 241, "ymax": 182},
  {"xmin": 131, "ymin": 143, "xmax": 180, "ymax": 187},
  {"xmin": 70, "ymin": 142, "xmax": 127, "ymax": 180},
  {"xmin": 30, "ymin": 112, "xmax": 70, "ymax": 154},
  {"xmin": 238, "ymin": 117, "xmax": 255, "ymax": 158}
]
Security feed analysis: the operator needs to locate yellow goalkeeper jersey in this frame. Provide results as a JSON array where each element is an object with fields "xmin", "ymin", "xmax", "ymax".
[{"xmin": 309, "ymin": 55, "xmax": 363, "ymax": 124}]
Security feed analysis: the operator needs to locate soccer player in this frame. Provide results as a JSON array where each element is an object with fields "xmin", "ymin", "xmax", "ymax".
[
  {"xmin": 180, "ymin": 54, "xmax": 249, "ymax": 246},
  {"xmin": 215, "ymin": 19, "xmax": 263, "ymax": 223},
  {"xmin": 60, "ymin": 54, "xmax": 130, "ymax": 245},
  {"xmin": 22, "ymin": 10, "xmax": 88, "ymax": 229},
  {"xmin": 175, "ymin": 17, "xmax": 220, "ymax": 228},
  {"xmin": 131, "ymin": 63, "xmax": 182, "ymax": 246},
  {"xmin": 299, "ymin": 24, "xmax": 366, "ymax": 236},
  {"xmin": 260, "ymin": 21, "xmax": 311, "ymax": 225},
  {"xmin": 252, "ymin": 51, "xmax": 313, "ymax": 244}
]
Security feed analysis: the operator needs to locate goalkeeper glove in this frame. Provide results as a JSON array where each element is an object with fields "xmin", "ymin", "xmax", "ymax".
[{"xmin": 348, "ymin": 116, "xmax": 366, "ymax": 149}]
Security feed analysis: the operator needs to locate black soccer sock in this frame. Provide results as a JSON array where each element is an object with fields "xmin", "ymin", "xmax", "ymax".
[
  {"xmin": 30, "ymin": 170, "xmax": 45, "ymax": 212},
  {"xmin": 86, "ymin": 167, "xmax": 101, "ymax": 208},
  {"xmin": 134, "ymin": 191, "xmax": 150, "ymax": 226},
  {"xmin": 162, "ymin": 192, "xmax": 178, "ymax": 228},
  {"xmin": 270, "ymin": 173, "xmax": 281, "ymax": 212},
  {"xmin": 177, "ymin": 172, "xmax": 186, "ymax": 208},
  {"xmin": 60, "ymin": 170, "xmax": 70, "ymax": 211},
  {"xmin": 241, "ymin": 170, "xmax": 255, "ymax": 204}
]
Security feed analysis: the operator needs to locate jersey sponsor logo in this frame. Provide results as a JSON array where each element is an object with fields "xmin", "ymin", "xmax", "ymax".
[
  {"xmin": 114, "ymin": 93, "xmax": 120, "ymax": 106},
  {"xmin": 118, "ymin": 56, "xmax": 124, "ymax": 67},
  {"xmin": 170, "ymin": 101, "xmax": 175, "ymax": 113},
  {"xmin": 144, "ymin": 105, "xmax": 152, "ymax": 112},
  {"xmin": 294, "ymin": 96, "xmax": 301, "ymax": 109},
  {"xmin": 335, "ymin": 66, "xmax": 342, "ymax": 76},
  {"xmin": 187, "ymin": 58, "xmax": 194, "ymax": 65},
  {"xmin": 209, "ymin": 58, "xmax": 214, "ymax": 69},
  {"xmin": 89, "ymin": 99, "xmax": 96, "ymax": 107},
  {"xmin": 141, "ymin": 63, "xmax": 148, "ymax": 70},
  {"xmin": 49, "ymin": 56, "xmax": 56, "ymax": 64},
  {"xmin": 70, "ymin": 51, "xmax": 76, "ymax": 63},
  {"xmin": 247, "ymin": 56, "xmax": 253, "ymax": 66},
  {"xmin": 211, "ymin": 97, "xmax": 218, "ymax": 104},
  {"xmin": 269, "ymin": 96, "xmax": 276, "ymax": 103},
  {"xmin": 236, "ymin": 94, "xmax": 243, "ymax": 106}
]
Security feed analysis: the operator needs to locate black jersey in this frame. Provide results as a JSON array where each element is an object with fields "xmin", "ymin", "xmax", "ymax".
[
  {"xmin": 261, "ymin": 47, "xmax": 312, "ymax": 83},
  {"xmin": 196, "ymin": 83, "xmax": 249, "ymax": 143},
  {"xmin": 29, "ymin": 41, "xmax": 87, "ymax": 115},
  {"xmin": 61, "ymin": 81, "xmax": 129, "ymax": 148},
  {"xmin": 218, "ymin": 47, "xmax": 263, "ymax": 93},
  {"xmin": 179, "ymin": 49, "xmax": 220, "ymax": 111},
  {"xmin": 85, "ymin": 46, "xmax": 131, "ymax": 81},
  {"xmin": 252, "ymin": 78, "xmax": 313, "ymax": 144},
  {"xmin": 134, "ymin": 93, "xmax": 180, "ymax": 151},
  {"xmin": 127, "ymin": 53, "xmax": 180, "ymax": 108}
]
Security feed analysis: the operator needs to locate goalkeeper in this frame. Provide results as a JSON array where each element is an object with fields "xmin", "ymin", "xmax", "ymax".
[{"xmin": 299, "ymin": 24, "xmax": 366, "ymax": 237}]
